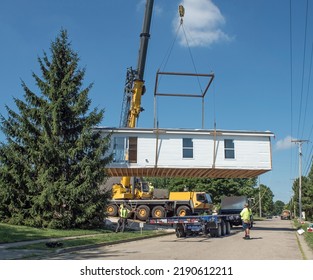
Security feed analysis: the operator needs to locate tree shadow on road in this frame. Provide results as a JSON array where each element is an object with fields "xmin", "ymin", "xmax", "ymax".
[
  {"xmin": 251, "ymin": 226, "xmax": 296, "ymax": 232},
  {"xmin": 242, "ymin": 237, "xmax": 263, "ymax": 240}
]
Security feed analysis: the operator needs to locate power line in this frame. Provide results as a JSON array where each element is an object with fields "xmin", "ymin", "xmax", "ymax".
[
  {"xmin": 289, "ymin": 0, "xmax": 294, "ymax": 180},
  {"xmin": 297, "ymin": 0, "xmax": 309, "ymax": 138}
]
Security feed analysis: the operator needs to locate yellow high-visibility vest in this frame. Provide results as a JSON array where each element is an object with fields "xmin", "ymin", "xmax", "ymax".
[{"xmin": 120, "ymin": 208, "xmax": 129, "ymax": 218}]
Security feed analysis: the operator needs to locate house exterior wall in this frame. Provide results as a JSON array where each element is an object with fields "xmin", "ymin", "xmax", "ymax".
[{"xmin": 99, "ymin": 128, "xmax": 273, "ymax": 172}]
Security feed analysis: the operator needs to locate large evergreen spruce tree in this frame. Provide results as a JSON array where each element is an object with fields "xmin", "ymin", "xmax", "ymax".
[{"xmin": 0, "ymin": 29, "xmax": 112, "ymax": 229}]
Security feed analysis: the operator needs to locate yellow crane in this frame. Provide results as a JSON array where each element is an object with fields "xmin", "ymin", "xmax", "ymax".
[
  {"xmin": 106, "ymin": 3, "xmax": 270, "ymax": 222},
  {"xmin": 106, "ymin": 3, "xmax": 213, "ymax": 223},
  {"xmin": 112, "ymin": 0, "xmax": 155, "ymax": 200}
]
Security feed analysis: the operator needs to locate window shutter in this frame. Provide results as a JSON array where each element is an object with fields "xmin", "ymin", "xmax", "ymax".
[{"xmin": 129, "ymin": 137, "xmax": 137, "ymax": 163}]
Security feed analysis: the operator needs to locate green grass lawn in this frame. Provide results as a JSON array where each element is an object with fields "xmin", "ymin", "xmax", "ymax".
[
  {"xmin": 0, "ymin": 222, "xmax": 171, "ymax": 255},
  {"xmin": 302, "ymin": 224, "xmax": 313, "ymax": 251},
  {"xmin": 0, "ymin": 222, "xmax": 111, "ymax": 243},
  {"xmin": 294, "ymin": 220, "xmax": 313, "ymax": 251}
]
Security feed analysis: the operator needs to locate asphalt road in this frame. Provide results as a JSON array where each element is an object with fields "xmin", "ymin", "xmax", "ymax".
[{"xmin": 47, "ymin": 217, "xmax": 313, "ymax": 260}]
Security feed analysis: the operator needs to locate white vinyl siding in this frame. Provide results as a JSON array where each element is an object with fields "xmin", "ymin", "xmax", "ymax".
[{"xmin": 103, "ymin": 128, "xmax": 273, "ymax": 171}]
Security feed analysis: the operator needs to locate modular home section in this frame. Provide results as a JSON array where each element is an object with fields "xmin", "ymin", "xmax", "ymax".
[{"xmin": 96, "ymin": 127, "xmax": 274, "ymax": 178}]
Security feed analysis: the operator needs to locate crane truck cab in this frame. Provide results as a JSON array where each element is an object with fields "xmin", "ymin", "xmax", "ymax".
[{"xmin": 168, "ymin": 192, "xmax": 213, "ymax": 216}]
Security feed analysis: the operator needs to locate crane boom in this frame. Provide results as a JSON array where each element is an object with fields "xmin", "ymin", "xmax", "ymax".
[
  {"xmin": 119, "ymin": 0, "xmax": 154, "ymax": 191},
  {"xmin": 128, "ymin": 0, "xmax": 154, "ymax": 128},
  {"xmin": 136, "ymin": 0, "xmax": 154, "ymax": 81}
]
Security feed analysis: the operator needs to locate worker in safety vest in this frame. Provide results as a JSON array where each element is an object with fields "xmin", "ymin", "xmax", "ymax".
[
  {"xmin": 148, "ymin": 183, "xmax": 154, "ymax": 198},
  {"xmin": 240, "ymin": 203, "xmax": 253, "ymax": 239},
  {"xmin": 115, "ymin": 203, "xmax": 130, "ymax": 233}
]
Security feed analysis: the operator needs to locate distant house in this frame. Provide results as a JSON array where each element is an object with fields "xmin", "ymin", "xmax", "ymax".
[{"xmin": 96, "ymin": 127, "xmax": 274, "ymax": 178}]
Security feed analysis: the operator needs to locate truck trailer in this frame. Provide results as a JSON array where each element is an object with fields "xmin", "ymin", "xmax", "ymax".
[
  {"xmin": 147, "ymin": 214, "xmax": 236, "ymax": 238},
  {"xmin": 281, "ymin": 210, "xmax": 291, "ymax": 220},
  {"xmin": 219, "ymin": 196, "xmax": 249, "ymax": 227}
]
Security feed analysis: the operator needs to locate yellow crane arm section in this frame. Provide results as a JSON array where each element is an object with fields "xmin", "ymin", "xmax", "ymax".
[{"xmin": 128, "ymin": 80, "xmax": 144, "ymax": 128}]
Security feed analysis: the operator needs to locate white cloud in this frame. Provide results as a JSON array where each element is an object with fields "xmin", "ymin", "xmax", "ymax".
[
  {"xmin": 175, "ymin": 0, "xmax": 231, "ymax": 47},
  {"xmin": 275, "ymin": 136, "xmax": 294, "ymax": 150}
]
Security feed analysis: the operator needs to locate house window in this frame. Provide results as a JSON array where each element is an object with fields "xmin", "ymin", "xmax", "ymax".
[
  {"xmin": 113, "ymin": 137, "xmax": 126, "ymax": 163},
  {"xmin": 112, "ymin": 137, "xmax": 137, "ymax": 163},
  {"xmin": 183, "ymin": 138, "xmax": 193, "ymax": 158},
  {"xmin": 224, "ymin": 139, "xmax": 235, "ymax": 159}
]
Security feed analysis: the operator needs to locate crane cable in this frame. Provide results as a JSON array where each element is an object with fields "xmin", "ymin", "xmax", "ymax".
[
  {"xmin": 158, "ymin": 5, "xmax": 203, "ymax": 94},
  {"xmin": 156, "ymin": 4, "xmax": 205, "ymax": 125},
  {"xmin": 157, "ymin": 6, "xmax": 184, "ymax": 72},
  {"xmin": 154, "ymin": 9, "xmax": 183, "ymax": 127},
  {"xmin": 179, "ymin": 6, "xmax": 204, "ymax": 95}
]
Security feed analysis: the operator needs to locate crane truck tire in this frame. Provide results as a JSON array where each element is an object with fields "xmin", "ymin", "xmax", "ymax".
[
  {"xmin": 136, "ymin": 205, "xmax": 150, "ymax": 221},
  {"xmin": 151, "ymin": 206, "xmax": 166, "ymax": 218},
  {"xmin": 176, "ymin": 206, "xmax": 191, "ymax": 216},
  {"xmin": 106, "ymin": 204, "xmax": 118, "ymax": 217}
]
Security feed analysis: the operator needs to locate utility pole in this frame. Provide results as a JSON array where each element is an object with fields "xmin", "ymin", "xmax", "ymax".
[
  {"xmin": 258, "ymin": 177, "xmax": 262, "ymax": 217},
  {"xmin": 291, "ymin": 139, "xmax": 308, "ymax": 222}
]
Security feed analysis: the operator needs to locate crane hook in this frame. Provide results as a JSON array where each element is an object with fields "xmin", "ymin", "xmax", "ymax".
[{"xmin": 179, "ymin": 5, "xmax": 185, "ymax": 24}]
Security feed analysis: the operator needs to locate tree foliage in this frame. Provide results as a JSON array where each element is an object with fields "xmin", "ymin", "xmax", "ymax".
[
  {"xmin": 148, "ymin": 177, "xmax": 257, "ymax": 204},
  {"xmin": 148, "ymin": 177, "xmax": 283, "ymax": 217},
  {"xmin": 251, "ymin": 184, "xmax": 274, "ymax": 215},
  {"xmin": 291, "ymin": 173, "xmax": 313, "ymax": 220},
  {"xmin": 0, "ymin": 29, "xmax": 112, "ymax": 229},
  {"xmin": 273, "ymin": 200, "xmax": 285, "ymax": 216}
]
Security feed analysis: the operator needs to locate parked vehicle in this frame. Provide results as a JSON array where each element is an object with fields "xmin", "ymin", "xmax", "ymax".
[
  {"xmin": 219, "ymin": 196, "xmax": 250, "ymax": 226},
  {"xmin": 281, "ymin": 210, "xmax": 291, "ymax": 220}
]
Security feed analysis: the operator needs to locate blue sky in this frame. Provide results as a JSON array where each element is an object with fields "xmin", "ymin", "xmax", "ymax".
[{"xmin": 1, "ymin": 0, "xmax": 313, "ymax": 203}]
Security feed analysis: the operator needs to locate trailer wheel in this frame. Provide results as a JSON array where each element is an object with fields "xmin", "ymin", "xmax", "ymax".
[
  {"xmin": 136, "ymin": 205, "xmax": 150, "ymax": 221},
  {"xmin": 106, "ymin": 204, "xmax": 118, "ymax": 216},
  {"xmin": 176, "ymin": 206, "xmax": 191, "ymax": 216},
  {"xmin": 221, "ymin": 221, "xmax": 226, "ymax": 236},
  {"xmin": 152, "ymin": 206, "xmax": 165, "ymax": 218},
  {"xmin": 225, "ymin": 221, "xmax": 231, "ymax": 235},
  {"xmin": 210, "ymin": 224, "xmax": 221, "ymax": 238},
  {"xmin": 175, "ymin": 224, "xmax": 186, "ymax": 238},
  {"xmin": 203, "ymin": 224, "xmax": 210, "ymax": 235}
]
